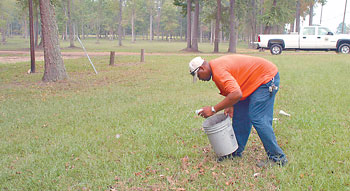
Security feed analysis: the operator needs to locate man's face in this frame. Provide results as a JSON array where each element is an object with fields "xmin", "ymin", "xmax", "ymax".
[{"xmin": 197, "ymin": 66, "xmax": 211, "ymax": 81}]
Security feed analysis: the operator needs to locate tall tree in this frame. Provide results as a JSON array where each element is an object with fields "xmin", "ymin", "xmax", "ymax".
[
  {"xmin": 149, "ymin": 1, "xmax": 153, "ymax": 41},
  {"xmin": 191, "ymin": 0, "xmax": 199, "ymax": 51},
  {"xmin": 342, "ymin": 0, "xmax": 348, "ymax": 34},
  {"xmin": 319, "ymin": 0, "xmax": 327, "ymax": 24},
  {"xmin": 228, "ymin": 0, "xmax": 236, "ymax": 53},
  {"xmin": 67, "ymin": 0, "xmax": 75, "ymax": 47},
  {"xmin": 186, "ymin": 0, "xmax": 191, "ymax": 49},
  {"xmin": 39, "ymin": 0, "xmax": 68, "ymax": 82},
  {"xmin": 118, "ymin": 0, "xmax": 123, "ymax": 46},
  {"xmin": 214, "ymin": 0, "xmax": 221, "ymax": 52},
  {"xmin": 296, "ymin": 0, "xmax": 301, "ymax": 33},
  {"xmin": 29, "ymin": 0, "xmax": 35, "ymax": 73},
  {"xmin": 309, "ymin": 0, "xmax": 315, "ymax": 26},
  {"xmin": 249, "ymin": 0, "xmax": 257, "ymax": 47}
]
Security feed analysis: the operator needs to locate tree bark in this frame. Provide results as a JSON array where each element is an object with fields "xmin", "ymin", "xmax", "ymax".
[
  {"xmin": 24, "ymin": 17, "xmax": 28, "ymax": 39},
  {"xmin": 228, "ymin": 0, "xmax": 236, "ymax": 53},
  {"xmin": 39, "ymin": 0, "xmax": 68, "ymax": 82},
  {"xmin": 186, "ymin": 0, "xmax": 191, "ymax": 49},
  {"xmin": 296, "ymin": 0, "xmax": 301, "ymax": 33},
  {"xmin": 35, "ymin": 6, "xmax": 39, "ymax": 47},
  {"xmin": 214, "ymin": 0, "xmax": 221, "ymax": 53},
  {"xmin": 1, "ymin": 26, "xmax": 6, "ymax": 44},
  {"xmin": 263, "ymin": 0, "xmax": 276, "ymax": 34},
  {"xmin": 29, "ymin": 0, "xmax": 35, "ymax": 73},
  {"xmin": 67, "ymin": 0, "xmax": 75, "ymax": 47},
  {"xmin": 131, "ymin": 8, "xmax": 135, "ymax": 43},
  {"xmin": 191, "ymin": 0, "xmax": 199, "ymax": 51},
  {"xmin": 210, "ymin": 20, "xmax": 214, "ymax": 44},
  {"xmin": 118, "ymin": 0, "xmax": 123, "ymax": 46},
  {"xmin": 250, "ymin": 0, "xmax": 256, "ymax": 48},
  {"xmin": 156, "ymin": 0, "xmax": 162, "ymax": 40},
  {"xmin": 309, "ymin": 2, "xmax": 314, "ymax": 26},
  {"xmin": 81, "ymin": 22, "xmax": 84, "ymax": 39},
  {"xmin": 259, "ymin": 0, "xmax": 264, "ymax": 35},
  {"xmin": 149, "ymin": 8, "xmax": 153, "ymax": 41}
]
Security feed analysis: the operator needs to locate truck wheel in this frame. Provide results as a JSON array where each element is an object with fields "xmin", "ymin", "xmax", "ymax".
[
  {"xmin": 270, "ymin": 44, "xmax": 282, "ymax": 55},
  {"xmin": 338, "ymin": 43, "xmax": 350, "ymax": 54}
]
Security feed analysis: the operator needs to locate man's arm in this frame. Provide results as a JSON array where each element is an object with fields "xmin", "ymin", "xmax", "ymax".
[{"xmin": 199, "ymin": 89, "xmax": 242, "ymax": 118}]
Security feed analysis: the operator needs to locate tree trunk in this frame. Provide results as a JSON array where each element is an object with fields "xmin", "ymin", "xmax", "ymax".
[
  {"xmin": 309, "ymin": 2, "xmax": 314, "ymax": 26},
  {"xmin": 35, "ymin": 6, "xmax": 39, "ymax": 47},
  {"xmin": 81, "ymin": 23, "xmax": 84, "ymax": 39},
  {"xmin": 96, "ymin": 23, "xmax": 100, "ymax": 43},
  {"xmin": 24, "ymin": 18, "xmax": 28, "ymax": 39},
  {"xmin": 210, "ymin": 20, "xmax": 214, "ymax": 44},
  {"xmin": 1, "ymin": 17, "xmax": 6, "ymax": 44},
  {"xmin": 191, "ymin": 0, "xmax": 199, "ymax": 51},
  {"xmin": 118, "ymin": 0, "xmax": 123, "ymax": 46},
  {"xmin": 39, "ymin": 0, "xmax": 68, "ymax": 82},
  {"xmin": 214, "ymin": 0, "xmax": 221, "ymax": 53},
  {"xmin": 29, "ymin": 0, "xmax": 35, "ymax": 72},
  {"xmin": 296, "ymin": 0, "xmax": 301, "ymax": 33},
  {"xmin": 320, "ymin": 4, "xmax": 324, "ymax": 25},
  {"xmin": 180, "ymin": 16, "xmax": 183, "ymax": 41},
  {"xmin": 131, "ymin": 8, "xmax": 135, "ymax": 43},
  {"xmin": 290, "ymin": 20, "xmax": 295, "ymax": 33},
  {"xmin": 259, "ymin": 0, "xmax": 264, "ymax": 34},
  {"xmin": 186, "ymin": 0, "xmax": 191, "ymax": 49},
  {"xmin": 156, "ymin": 0, "xmax": 162, "ymax": 40},
  {"xmin": 67, "ymin": 0, "xmax": 75, "ymax": 47},
  {"xmin": 149, "ymin": 8, "xmax": 153, "ymax": 41},
  {"xmin": 250, "ymin": 0, "xmax": 256, "ymax": 48},
  {"xmin": 228, "ymin": 0, "xmax": 236, "ymax": 53},
  {"xmin": 263, "ymin": 0, "xmax": 276, "ymax": 34}
]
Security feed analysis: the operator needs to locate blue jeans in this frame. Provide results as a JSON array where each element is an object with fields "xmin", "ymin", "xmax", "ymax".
[{"xmin": 232, "ymin": 73, "xmax": 286, "ymax": 162}]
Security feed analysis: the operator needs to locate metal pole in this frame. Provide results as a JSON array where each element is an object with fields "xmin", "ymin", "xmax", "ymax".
[
  {"xmin": 29, "ymin": 0, "xmax": 35, "ymax": 73},
  {"xmin": 76, "ymin": 36, "xmax": 98, "ymax": 74},
  {"xmin": 342, "ymin": 0, "xmax": 348, "ymax": 34}
]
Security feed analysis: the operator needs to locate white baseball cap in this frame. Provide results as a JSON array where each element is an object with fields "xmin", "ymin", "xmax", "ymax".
[{"xmin": 189, "ymin": 56, "xmax": 204, "ymax": 82}]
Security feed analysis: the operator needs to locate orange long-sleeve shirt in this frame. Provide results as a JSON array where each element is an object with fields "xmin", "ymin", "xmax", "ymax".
[{"xmin": 209, "ymin": 54, "xmax": 278, "ymax": 100}]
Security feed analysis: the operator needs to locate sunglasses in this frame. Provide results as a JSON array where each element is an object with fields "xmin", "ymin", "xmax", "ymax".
[{"xmin": 190, "ymin": 66, "xmax": 200, "ymax": 76}]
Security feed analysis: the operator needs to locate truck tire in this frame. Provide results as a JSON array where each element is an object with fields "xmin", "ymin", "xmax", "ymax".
[
  {"xmin": 338, "ymin": 43, "xmax": 350, "ymax": 54},
  {"xmin": 270, "ymin": 44, "xmax": 282, "ymax": 55}
]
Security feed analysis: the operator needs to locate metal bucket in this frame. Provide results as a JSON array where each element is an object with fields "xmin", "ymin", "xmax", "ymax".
[{"xmin": 203, "ymin": 113, "xmax": 238, "ymax": 157}]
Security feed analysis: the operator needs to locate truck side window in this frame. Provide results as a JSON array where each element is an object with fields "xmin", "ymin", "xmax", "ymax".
[
  {"xmin": 318, "ymin": 27, "xmax": 331, "ymax": 35},
  {"xmin": 302, "ymin": 27, "xmax": 315, "ymax": 35}
]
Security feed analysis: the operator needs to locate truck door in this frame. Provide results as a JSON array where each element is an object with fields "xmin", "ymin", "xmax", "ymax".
[
  {"xmin": 300, "ymin": 27, "xmax": 317, "ymax": 49},
  {"xmin": 317, "ymin": 27, "xmax": 337, "ymax": 49}
]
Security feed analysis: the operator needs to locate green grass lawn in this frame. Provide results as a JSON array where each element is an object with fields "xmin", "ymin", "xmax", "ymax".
[
  {"xmin": 0, "ymin": 48, "xmax": 349, "ymax": 190},
  {"xmin": 0, "ymin": 36, "xmax": 252, "ymax": 54}
]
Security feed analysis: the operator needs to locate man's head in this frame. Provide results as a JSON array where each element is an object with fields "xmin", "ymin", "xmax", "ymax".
[{"xmin": 189, "ymin": 57, "xmax": 212, "ymax": 82}]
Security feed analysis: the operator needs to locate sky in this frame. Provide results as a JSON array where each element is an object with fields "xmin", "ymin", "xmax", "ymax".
[{"xmin": 303, "ymin": 0, "xmax": 350, "ymax": 32}]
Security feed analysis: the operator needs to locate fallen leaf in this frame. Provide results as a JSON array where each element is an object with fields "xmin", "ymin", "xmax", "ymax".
[
  {"xmin": 181, "ymin": 156, "xmax": 189, "ymax": 170},
  {"xmin": 166, "ymin": 176, "xmax": 175, "ymax": 185}
]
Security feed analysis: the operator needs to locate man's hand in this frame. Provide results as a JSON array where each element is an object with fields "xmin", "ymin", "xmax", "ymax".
[
  {"xmin": 224, "ymin": 106, "xmax": 234, "ymax": 118},
  {"xmin": 198, "ymin": 106, "xmax": 214, "ymax": 118}
]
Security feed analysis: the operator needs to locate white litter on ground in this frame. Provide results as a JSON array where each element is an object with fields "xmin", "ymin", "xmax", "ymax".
[{"xmin": 279, "ymin": 110, "xmax": 291, "ymax": 117}]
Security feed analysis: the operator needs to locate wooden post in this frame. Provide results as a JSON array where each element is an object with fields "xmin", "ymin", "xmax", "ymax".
[
  {"xmin": 140, "ymin": 49, "xmax": 144, "ymax": 62},
  {"xmin": 109, "ymin": 51, "xmax": 115, "ymax": 65},
  {"xmin": 29, "ymin": 0, "xmax": 36, "ymax": 73}
]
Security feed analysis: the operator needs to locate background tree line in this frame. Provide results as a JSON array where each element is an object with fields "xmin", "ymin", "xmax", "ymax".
[{"xmin": 2, "ymin": 0, "xmax": 350, "ymax": 50}]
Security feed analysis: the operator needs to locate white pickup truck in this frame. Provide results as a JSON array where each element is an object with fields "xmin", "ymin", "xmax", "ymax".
[{"xmin": 255, "ymin": 26, "xmax": 350, "ymax": 55}]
